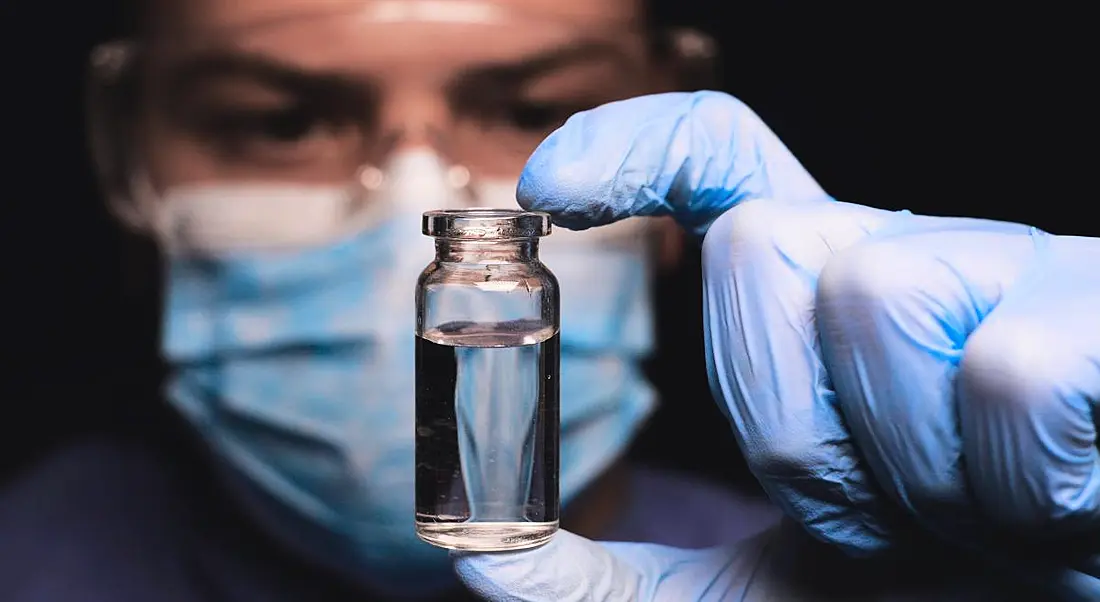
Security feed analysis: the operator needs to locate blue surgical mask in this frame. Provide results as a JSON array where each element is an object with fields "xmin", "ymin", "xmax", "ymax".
[{"xmin": 155, "ymin": 150, "xmax": 658, "ymax": 597}]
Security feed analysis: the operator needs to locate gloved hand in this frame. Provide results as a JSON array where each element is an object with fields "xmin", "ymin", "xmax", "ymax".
[{"xmin": 452, "ymin": 92, "xmax": 1100, "ymax": 601}]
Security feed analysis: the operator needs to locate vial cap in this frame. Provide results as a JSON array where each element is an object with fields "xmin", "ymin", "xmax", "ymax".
[{"xmin": 422, "ymin": 208, "xmax": 552, "ymax": 239}]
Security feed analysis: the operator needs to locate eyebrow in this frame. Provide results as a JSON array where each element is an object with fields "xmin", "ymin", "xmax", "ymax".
[
  {"xmin": 162, "ymin": 52, "xmax": 376, "ymax": 101},
  {"xmin": 452, "ymin": 41, "xmax": 632, "ymax": 90},
  {"xmin": 158, "ymin": 40, "xmax": 627, "ymax": 107}
]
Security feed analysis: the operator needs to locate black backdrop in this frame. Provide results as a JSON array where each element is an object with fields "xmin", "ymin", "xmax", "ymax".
[{"xmin": 0, "ymin": 2, "xmax": 1089, "ymax": 490}]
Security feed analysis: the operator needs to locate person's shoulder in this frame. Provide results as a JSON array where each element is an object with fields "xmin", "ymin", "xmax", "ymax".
[
  {"xmin": 0, "ymin": 437, "xmax": 200, "ymax": 602},
  {"xmin": 606, "ymin": 464, "xmax": 782, "ymax": 549},
  {"xmin": 0, "ymin": 436, "xmax": 181, "ymax": 516}
]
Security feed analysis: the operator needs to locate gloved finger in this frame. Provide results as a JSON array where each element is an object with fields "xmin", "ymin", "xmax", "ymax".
[
  {"xmin": 702, "ymin": 197, "xmax": 906, "ymax": 556},
  {"xmin": 958, "ymin": 235, "xmax": 1100, "ymax": 530},
  {"xmin": 453, "ymin": 524, "xmax": 1013, "ymax": 601},
  {"xmin": 453, "ymin": 531, "xmax": 648, "ymax": 602},
  {"xmin": 814, "ymin": 218, "xmax": 1041, "ymax": 539},
  {"xmin": 516, "ymin": 91, "xmax": 832, "ymax": 236},
  {"xmin": 451, "ymin": 529, "xmax": 767, "ymax": 602}
]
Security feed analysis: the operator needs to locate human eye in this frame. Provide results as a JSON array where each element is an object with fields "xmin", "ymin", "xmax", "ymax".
[
  {"xmin": 188, "ymin": 100, "xmax": 357, "ymax": 166},
  {"xmin": 498, "ymin": 99, "xmax": 589, "ymax": 133}
]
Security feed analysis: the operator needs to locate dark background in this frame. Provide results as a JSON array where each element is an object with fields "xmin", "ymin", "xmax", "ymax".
[{"xmin": 0, "ymin": 2, "xmax": 1088, "ymax": 491}]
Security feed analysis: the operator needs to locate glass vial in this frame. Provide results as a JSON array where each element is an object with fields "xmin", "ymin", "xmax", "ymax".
[{"xmin": 415, "ymin": 208, "xmax": 560, "ymax": 552}]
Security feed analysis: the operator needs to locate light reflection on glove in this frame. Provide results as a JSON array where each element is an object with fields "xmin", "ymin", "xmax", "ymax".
[{"xmin": 452, "ymin": 92, "xmax": 1100, "ymax": 601}]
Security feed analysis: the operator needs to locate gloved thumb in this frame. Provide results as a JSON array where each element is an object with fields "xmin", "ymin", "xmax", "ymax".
[
  {"xmin": 452, "ymin": 531, "xmax": 648, "ymax": 601},
  {"xmin": 452, "ymin": 529, "xmax": 777, "ymax": 602}
]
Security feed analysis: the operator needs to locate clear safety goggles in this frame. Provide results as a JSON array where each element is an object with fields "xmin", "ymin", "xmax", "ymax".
[{"xmin": 86, "ymin": 1, "xmax": 717, "ymax": 234}]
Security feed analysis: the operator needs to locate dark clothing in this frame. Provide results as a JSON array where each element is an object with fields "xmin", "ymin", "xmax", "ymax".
[{"xmin": 0, "ymin": 436, "xmax": 778, "ymax": 601}]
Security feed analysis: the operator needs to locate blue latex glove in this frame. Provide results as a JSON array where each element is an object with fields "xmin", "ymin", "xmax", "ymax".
[{"xmin": 452, "ymin": 92, "xmax": 1100, "ymax": 601}]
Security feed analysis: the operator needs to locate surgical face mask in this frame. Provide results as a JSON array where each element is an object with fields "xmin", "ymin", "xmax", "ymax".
[{"xmin": 157, "ymin": 150, "xmax": 657, "ymax": 597}]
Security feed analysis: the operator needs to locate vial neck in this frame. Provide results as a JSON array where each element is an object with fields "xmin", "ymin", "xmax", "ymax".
[{"xmin": 435, "ymin": 239, "xmax": 539, "ymax": 263}]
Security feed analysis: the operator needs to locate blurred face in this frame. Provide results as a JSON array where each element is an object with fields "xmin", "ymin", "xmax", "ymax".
[
  {"xmin": 133, "ymin": 0, "xmax": 669, "ymax": 194},
  {"xmin": 106, "ymin": 5, "xmax": 683, "ymax": 590}
]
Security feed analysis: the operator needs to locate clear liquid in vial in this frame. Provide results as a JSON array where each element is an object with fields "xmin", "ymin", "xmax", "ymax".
[{"xmin": 415, "ymin": 318, "xmax": 560, "ymax": 551}]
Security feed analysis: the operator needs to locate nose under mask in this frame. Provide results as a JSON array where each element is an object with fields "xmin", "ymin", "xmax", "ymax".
[{"xmin": 154, "ymin": 149, "xmax": 659, "ymax": 597}]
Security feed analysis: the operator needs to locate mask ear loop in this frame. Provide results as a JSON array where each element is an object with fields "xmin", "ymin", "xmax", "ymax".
[
  {"xmin": 87, "ymin": 42, "xmax": 145, "ymax": 230},
  {"xmin": 87, "ymin": 40, "xmax": 181, "ymax": 246}
]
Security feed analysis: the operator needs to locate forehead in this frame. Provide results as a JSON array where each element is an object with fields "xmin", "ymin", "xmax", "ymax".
[
  {"xmin": 146, "ymin": 0, "xmax": 643, "ymax": 31},
  {"xmin": 142, "ymin": 0, "xmax": 648, "ymax": 78}
]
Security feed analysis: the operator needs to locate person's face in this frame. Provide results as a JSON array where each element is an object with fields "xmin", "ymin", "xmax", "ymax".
[{"xmin": 133, "ymin": 0, "xmax": 672, "ymax": 193}]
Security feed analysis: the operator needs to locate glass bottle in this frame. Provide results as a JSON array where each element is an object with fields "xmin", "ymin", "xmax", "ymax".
[{"xmin": 415, "ymin": 208, "xmax": 560, "ymax": 552}]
